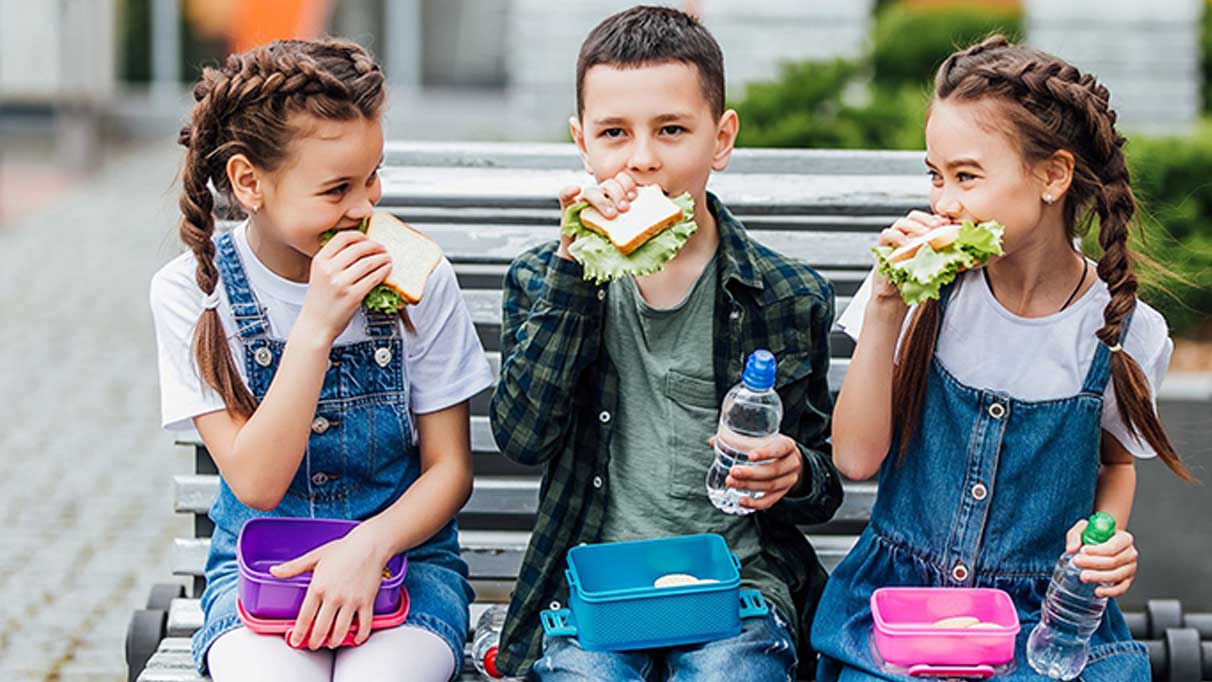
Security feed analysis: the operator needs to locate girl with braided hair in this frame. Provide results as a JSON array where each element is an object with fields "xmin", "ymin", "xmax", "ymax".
[
  {"xmin": 812, "ymin": 35, "xmax": 1193, "ymax": 680},
  {"xmin": 149, "ymin": 38, "xmax": 492, "ymax": 680}
]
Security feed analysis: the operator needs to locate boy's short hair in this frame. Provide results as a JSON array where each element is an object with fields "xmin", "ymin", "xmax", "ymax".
[{"xmin": 575, "ymin": 5, "xmax": 725, "ymax": 119}]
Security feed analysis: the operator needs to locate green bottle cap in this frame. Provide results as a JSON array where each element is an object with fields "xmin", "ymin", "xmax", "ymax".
[{"xmin": 1082, "ymin": 512, "xmax": 1117, "ymax": 545}]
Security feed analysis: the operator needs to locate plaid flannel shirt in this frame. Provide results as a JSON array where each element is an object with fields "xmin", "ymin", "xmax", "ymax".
[{"xmin": 488, "ymin": 193, "xmax": 844, "ymax": 675}]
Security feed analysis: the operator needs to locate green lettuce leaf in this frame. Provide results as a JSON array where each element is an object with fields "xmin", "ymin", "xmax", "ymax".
[
  {"xmin": 320, "ymin": 219, "xmax": 406, "ymax": 314},
  {"xmin": 873, "ymin": 219, "xmax": 1005, "ymax": 305},
  {"xmin": 561, "ymin": 192, "xmax": 697, "ymax": 285}
]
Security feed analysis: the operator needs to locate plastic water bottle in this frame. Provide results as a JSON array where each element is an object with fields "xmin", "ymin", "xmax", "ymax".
[
  {"xmin": 1026, "ymin": 512, "xmax": 1118, "ymax": 680},
  {"xmin": 472, "ymin": 604, "xmax": 508, "ymax": 679},
  {"xmin": 707, "ymin": 350, "xmax": 782, "ymax": 516}
]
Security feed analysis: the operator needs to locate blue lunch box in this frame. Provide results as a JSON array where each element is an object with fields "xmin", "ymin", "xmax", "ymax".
[{"xmin": 540, "ymin": 533, "xmax": 769, "ymax": 651}]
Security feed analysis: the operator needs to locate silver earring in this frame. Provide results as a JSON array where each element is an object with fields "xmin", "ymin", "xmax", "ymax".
[
  {"xmin": 251, "ymin": 203, "xmax": 260, "ymax": 215},
  {"xmin": 1043, "ymin": 193, "xmax": 1055, "ymax": 205}
]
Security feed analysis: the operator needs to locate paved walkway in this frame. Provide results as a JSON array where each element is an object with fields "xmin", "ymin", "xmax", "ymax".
[{"xmin": 0, "ymin": 140, "xmax": 191, "ymax": 682}]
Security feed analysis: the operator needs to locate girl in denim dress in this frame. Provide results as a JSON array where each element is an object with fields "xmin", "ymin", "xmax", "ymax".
[
  {"xmin": 812, "ymin": 37, "xmax": 1195, "ymax": 681},
  {"xmin": 149, "ymin": 39, "xmax": 493, "ymax": 681}
]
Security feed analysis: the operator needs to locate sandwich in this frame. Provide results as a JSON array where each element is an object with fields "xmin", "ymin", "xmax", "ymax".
[
  {"xmin": 321, "ymin": 211, "xmax": 443, "ymax": 313},
  {"xmin": 872, "ymin": 219, "xmax": 1005, "ymax": 305},
  {"xmin": 561, "ymin": 185, "xmax": 696, "ymax": 284}
]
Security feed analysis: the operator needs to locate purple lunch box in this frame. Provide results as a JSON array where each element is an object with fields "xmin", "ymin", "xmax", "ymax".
[{"xmin": 237, "ymin": 517, "xmax": 407, "ymax": 620}]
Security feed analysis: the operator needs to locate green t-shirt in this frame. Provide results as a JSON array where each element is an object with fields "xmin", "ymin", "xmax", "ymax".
[{"xmin": 599, "ymin": 253, "xmax": 794, "ymax": 624}]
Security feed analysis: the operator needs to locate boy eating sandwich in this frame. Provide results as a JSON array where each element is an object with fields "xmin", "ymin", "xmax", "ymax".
[{"xmin": 489, "ymin": 6, "xmax": 843, "ymax": 680}]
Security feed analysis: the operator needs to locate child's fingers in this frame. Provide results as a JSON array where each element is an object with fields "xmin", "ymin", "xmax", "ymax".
[
  {"xmin": 350, "ymin": 261, "xmax": 394, "ymax": 299},
  {"xmin": 1073, "ymin": 547, "xmax": 1136, "ymax": 571},
  {"xmin": 614, "ymin": 172, "xmax": 639, "ymax": 200},
  {"xmin": 730, "ymin": 455, "xmax": 797, "ymax": 483},
  {"xmin": 1065, "ymin": 520, "xmax": 1088, "ymax": 554},
  {"xmin": 906, "ymin": 210, "xmax": 948, "ymax": 227},
  {"xmin": 1081, "ymin": 562, "xmax": 1135, "ymax": 587},
  {"xmin": 316, "ymin": 228, "xmax": 364, "ymax": 256},
  {"xmin": 327, "ymin": 237, "xmax": 385, "ymax": 271},
  {"xmin": 1082, "ymin": 531, "xmax": 1134, "ymax": 557},
  {"xmin": 355, "ymin": 603, "xmax": 374, "ymax": 645},
  {"xmin": 270, "ymin": 549, "xmax": 319, "ymax": 579},
  {"xmin": 328, "ymin": 604, "xmax": 356, "ymax": 648},
  {"xmin": 580, "ymin": 187, "xmax": 617, "ymax": 219},
  {"xmin": 731, "ymin": 470, "xmax": 799, "ymax": 494},
  {"xmin": 289, "ymin": 591, "xmax": 321, "ymax": 648},
  {"xmin": 1096, "ymin": 578, "xmax": 1134, "ymax": 599},
  {"xmin": 558, "ymin": 185, "xmax": 583, "ymax": 209},
  {"xmin": 308, "ymin": 600, "xmax": 339, "ymax": 650},
  {"xmin": 600, "ymin": 178, "xmax": 631, "ymax": 211},
  {"xmin": 338, "ymin": 252, "xmax": 392, "ymax": 287}
]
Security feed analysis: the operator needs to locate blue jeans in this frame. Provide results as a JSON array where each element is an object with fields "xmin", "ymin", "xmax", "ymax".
[{"xmin": 532, "ymin": 609, "xmax": 797, "ymax": 682}]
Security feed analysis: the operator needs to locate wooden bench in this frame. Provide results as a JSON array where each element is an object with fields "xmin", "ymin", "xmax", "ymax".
[{"xmin": 128, "ymin": 143, "xmax": 1211, "ymax": 682}]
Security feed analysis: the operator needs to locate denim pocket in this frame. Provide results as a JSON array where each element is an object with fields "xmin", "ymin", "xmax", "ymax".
[{"xmin": 665, "ymin": 369, "xmax": 720, "ymax": 501}]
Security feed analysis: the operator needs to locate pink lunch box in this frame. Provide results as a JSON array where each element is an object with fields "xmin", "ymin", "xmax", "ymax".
[{"xmin": 870, "ymin": 587, "xmax": 1020, "ymax": 679}]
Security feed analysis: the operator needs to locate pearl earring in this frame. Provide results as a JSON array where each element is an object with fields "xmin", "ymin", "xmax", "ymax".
[
  {"xmin": 1043, "ymin": 193, "xmax": 1055, "ymax": 205},
  {"xmin": 251, "ymin": 203, "xmax": 260, "ymax": 215}
]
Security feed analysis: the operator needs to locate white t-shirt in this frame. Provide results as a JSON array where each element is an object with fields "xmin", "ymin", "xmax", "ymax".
[
  {"xmin": 837, "ymin": 267, "xmax": 1172, "ymax": 459},
  {"xmin": 149, "ymin": 222, "xmax": 494, "ymax": 431}
]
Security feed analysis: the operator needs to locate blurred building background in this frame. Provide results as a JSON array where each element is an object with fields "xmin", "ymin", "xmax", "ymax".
[{"xmin": 1, "ymin": 0, "xmax": 1202, "ymax": 152}]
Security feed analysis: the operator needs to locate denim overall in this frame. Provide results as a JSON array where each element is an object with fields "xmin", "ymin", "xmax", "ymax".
[
  {"xmin": 813, "ymin": 283, "xmax": 1150, "ymax": 681},
  {"xmin": 191, "ymin": 232, "xmax": 474, "ymax": 676}
]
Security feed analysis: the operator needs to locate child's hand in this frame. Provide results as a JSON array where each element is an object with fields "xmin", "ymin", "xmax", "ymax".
[
  {"xmin": 299, "ymin": 230, "xmax": 392, "ymax": 342},
  {"xmin": 716, "ymin": 434, "xmax": 804, "ymax": 511},
  {"xmin": 270, "ymin": 528, "xmax": 388, "ymax": 649},
  {"xmin": 557, "ymin": 172, "xmax": 640, "ymax": 261},
  {"xmin": 869, "ymin": 211, "xmax": 951, "ymax": 310},
  {"xmin": 1065, "ymin": 519, "xmax": 1138, "ymax": 598}
]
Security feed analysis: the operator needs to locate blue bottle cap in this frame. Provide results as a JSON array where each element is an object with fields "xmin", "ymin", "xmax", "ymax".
[{"xmin": 742, "ymin": 350, "xmax": 777, "ymax": 391}]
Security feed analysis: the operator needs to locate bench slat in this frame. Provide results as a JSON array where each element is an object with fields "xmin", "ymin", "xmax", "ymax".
[
  {"xmin": 376, "ymin": 166, "xmax": 927, "ymax": 216},
  {"xmin": 382, "ymin": 142, "xmax": 927, "ymax": 177}
]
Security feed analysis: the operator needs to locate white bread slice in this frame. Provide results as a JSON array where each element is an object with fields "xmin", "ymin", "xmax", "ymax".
[
  {"xmin": 888, "ymin": 223, "xmax": 961, "ymax": 263},
  {"xmin": 363, "ymin": 212, "xmax": 443, "ymax": 304},
  {"xmin": 580, "ymin": 185, "xmax": 685, "ymax": 255}
]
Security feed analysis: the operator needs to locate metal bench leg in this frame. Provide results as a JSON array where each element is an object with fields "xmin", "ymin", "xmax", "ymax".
[{"xmin": 126, "ymin": 608, "xmax": 167, "ymax": 682}]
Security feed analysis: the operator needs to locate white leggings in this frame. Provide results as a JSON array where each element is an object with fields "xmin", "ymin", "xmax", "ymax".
[{"xmin": 207, "ymin": 624, "xmax": 457, "ymax": 682}]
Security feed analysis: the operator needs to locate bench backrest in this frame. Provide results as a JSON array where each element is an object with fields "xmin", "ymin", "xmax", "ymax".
[{"xmin": 174, "ymin": 142, "xmax": 929, "ymax": 599}]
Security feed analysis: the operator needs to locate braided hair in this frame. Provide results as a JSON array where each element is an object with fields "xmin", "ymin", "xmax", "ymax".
[
  {"xmin": 178, "ymin": 38, "xmax": 385, "ymax": 418},
  {"xmin": 893, "ymin": 35, "xmax": 1193, "ymax": 481}
]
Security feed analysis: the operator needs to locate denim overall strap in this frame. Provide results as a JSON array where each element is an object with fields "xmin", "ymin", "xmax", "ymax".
[
  {"xmin": 213, "ymin": 231, "xmax": 270, "ymax": 339},
  {"xmin": 1081, "ymin": 305, "xmax": 1136, "ymax": 396}
]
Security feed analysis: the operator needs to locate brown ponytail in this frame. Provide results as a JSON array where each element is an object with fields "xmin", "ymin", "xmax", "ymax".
[
  {"xmin": 892, "ymin": 299, "xmax": 940, "ymax": 459},
  {"xmin": 177, "ymin": 39, "xmax": 385, "ymax": 418},
  {"xmin": 900, "ymin": 34, "xmax": 1195, "ymax": 481}
]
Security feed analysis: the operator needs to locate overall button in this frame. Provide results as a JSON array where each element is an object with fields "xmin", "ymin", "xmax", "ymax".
[
  {"xmin": 952, "ymin": 562, "xmax": 970, "ymax": 582},
  {"xmin": 971, "ymin": 483, "xmax": 988, "ymax": 501},
  {"xmin": 311, "ymin": 417, "xmax": 330, "ymax": 434},
  {"xmin": 596, "ymin": 289, "xmax": 606, "ymax": 302},
  {"xmin": 598, "ymin": 411, "xmax": 612, "ymax": 424},
  {"xmin": 254, "ymin": 347, "xmax": 273, "ymax": 367},
  {"xmin": 311, "ymin": 472, "xmax": 329, "ymax": 487},
  {"xmin": 592, "ymin": 476, "xmax": 603, "ymax": 489},
  {"xmin": 988, "ymin": 402, "xmax": 1006, "ymax": 419},
  {"xmin": 374, "ymin": 347, "xmax": 393, "ymax": 367}
]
